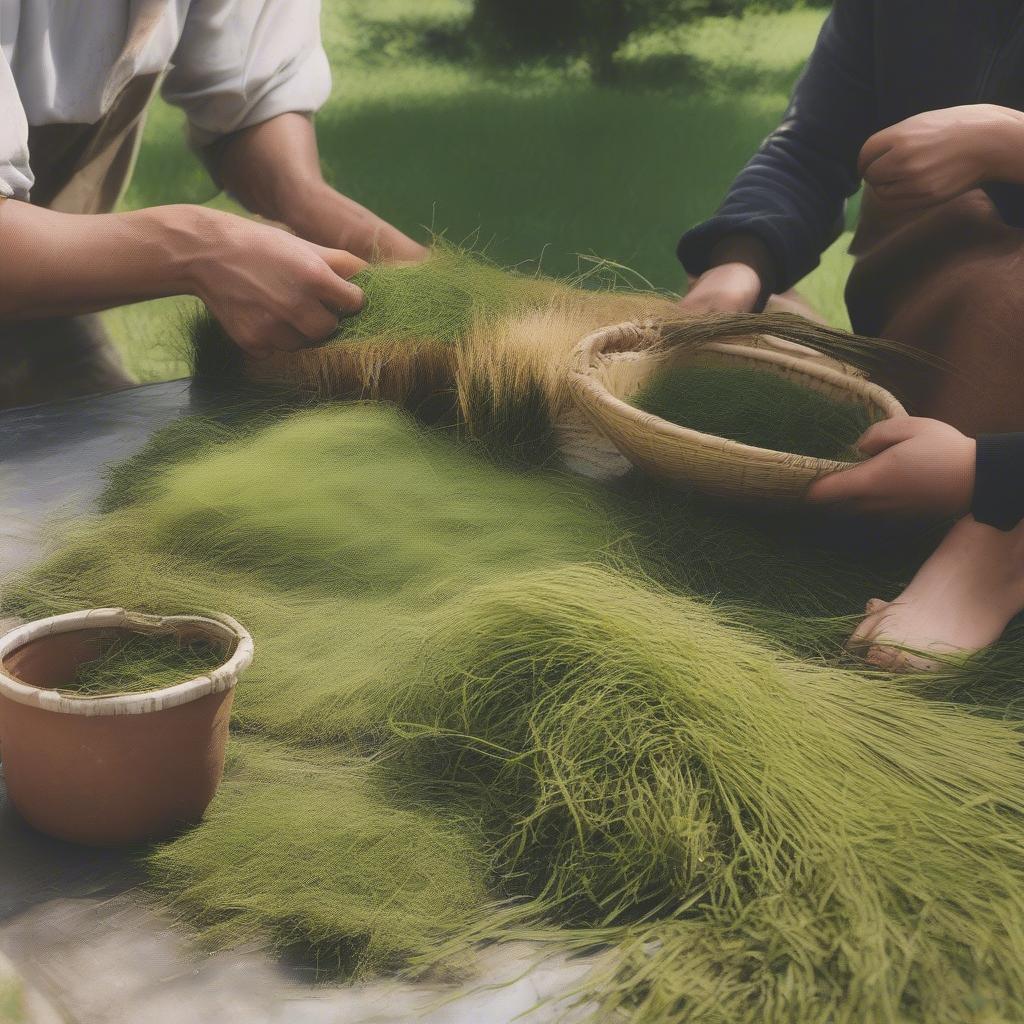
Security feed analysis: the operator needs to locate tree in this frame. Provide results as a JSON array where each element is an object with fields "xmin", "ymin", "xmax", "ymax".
[{"xmin": 469, "ymin": 0, "xmax": 751, "ymax": 84}]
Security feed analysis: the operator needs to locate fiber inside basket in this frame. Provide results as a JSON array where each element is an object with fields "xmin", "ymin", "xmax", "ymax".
[{"xmin": 631, "ymin": 359, "xmax": 876, "ymax": 461}]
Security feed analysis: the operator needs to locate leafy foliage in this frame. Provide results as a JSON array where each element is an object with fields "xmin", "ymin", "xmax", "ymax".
[{"xmin": 468, "ymin": 0, "xmax": 805, "ymax": 81}]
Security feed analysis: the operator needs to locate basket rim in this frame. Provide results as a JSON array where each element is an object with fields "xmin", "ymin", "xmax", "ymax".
[
  {"xmin": 569, "ymin": 320, "xmax": 907, "ymax": 472},
  {"xmin": 0, "ymin": 608, "xmax": 254, "ymax": 717}
]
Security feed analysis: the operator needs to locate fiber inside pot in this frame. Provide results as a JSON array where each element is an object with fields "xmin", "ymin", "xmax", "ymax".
[
  {"xmin": 4, "ymin": 626, "xmax": 228, "ymax": 698},
  {"xmin": 631, "ymin": 363, "xmax": 875, "ymax": 461}
]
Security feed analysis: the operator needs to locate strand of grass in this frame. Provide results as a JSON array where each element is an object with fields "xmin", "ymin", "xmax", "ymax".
[{"xmin": 62, "ymin": 633, "xmax": 222, "ymax": 697}]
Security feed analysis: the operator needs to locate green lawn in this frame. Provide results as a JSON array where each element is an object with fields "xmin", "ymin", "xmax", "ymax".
[{"xmin": 107, "ymin": 2, "xmax": 852, "ymax": 381}]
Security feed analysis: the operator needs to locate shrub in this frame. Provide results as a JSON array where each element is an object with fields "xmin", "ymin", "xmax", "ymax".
[{"xmin": 469, "ymin": 0, "xmax": 753, "ymax": 83}]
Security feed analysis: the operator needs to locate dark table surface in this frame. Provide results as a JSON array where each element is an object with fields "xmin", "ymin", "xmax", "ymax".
[{"xmin": 0, "ymin": 380, "xmax": 207, "ymax": 572}]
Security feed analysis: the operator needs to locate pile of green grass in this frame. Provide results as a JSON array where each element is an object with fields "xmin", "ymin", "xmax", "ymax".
[
  {"xmin": 633, "ymin": 363, "xmax": 874, "ymax": 460},
  {"xmin": 11, "ymin": 406, "xmax": 617, "ymax": 741},
  {"xmin": 63, "ymin": 633, "xmax": 222, "ymax": 698},
  {"xmin": 8, "ymin": 402, "xmax": 1024, "ymax": 1022},
  {"xmin": 390, "ymin": 565, "xmax": 1024, "ymax": 1021},
  {"xmin": 149, "ymin": 739, "xmax": 491, "ymax": 976}
]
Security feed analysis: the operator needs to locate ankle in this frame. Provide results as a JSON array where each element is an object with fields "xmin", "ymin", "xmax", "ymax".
[{"xmin": 962, "ymin": 516, "xmax": 1024, "ymax": 598}]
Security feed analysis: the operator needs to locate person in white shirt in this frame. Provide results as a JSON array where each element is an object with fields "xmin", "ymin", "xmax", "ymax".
[{"xmin": 0, "ymin": 0, "xmax": 426, "ymax": 408}]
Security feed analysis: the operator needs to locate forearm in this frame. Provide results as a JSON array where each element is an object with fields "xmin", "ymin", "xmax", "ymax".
[
  {"xmin": 679, "ymin": 0, "xmax": 872, "ymax": 292},
  {"xmin": 0, "ymin": 200, "xmax": 206, "ymax": 319},
  {"xmin": 678, "ymin": 137, "xmax": 855, "ymax": 294},
  {"xmin": 210, "ymin": 113, "xmax": 425, "ymax": 262}
]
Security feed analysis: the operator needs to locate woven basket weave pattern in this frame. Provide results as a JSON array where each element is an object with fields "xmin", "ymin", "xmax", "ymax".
[{"xmin": 568, "ymin": 316, "xmax": 906, "ymax": 502}]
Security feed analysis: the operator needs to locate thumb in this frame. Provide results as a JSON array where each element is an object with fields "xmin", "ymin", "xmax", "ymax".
[
  {"xmin": 805, "ymin": 460, "xmax": 877, "ymax": 505},
  {"xmin": 856, "ymin": 415, "xmax": 920, "ymax": 456},
  {"xmin": 857, "ymin": 127, "xmax": 892, "ymax": 178},
  {"xmin": 314, "ymin": 245, "xmax": 368, "ymax": 280}
]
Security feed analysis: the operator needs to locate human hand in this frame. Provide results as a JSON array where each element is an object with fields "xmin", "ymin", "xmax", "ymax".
[
  {"xmin": 859, "ymin": 104, "xmax": 1024, "ymax": 211},
  {"xmin": 679, "ymin": 262, "xmax": 763, "ymax": 314},
  {"xmin": 211, "ymin": 114, "xmax": 430, "ymax": 266},
  {"xmin": 805, "ymin": 416, "xmax": 976, "ymax": 517},
  {"xmin": 287, "ymin": 182, "xmax": 429, "ymax": 265},
  {"xmin": 185, "ymin": 208, "xmax": 367, "ymax": 359}
]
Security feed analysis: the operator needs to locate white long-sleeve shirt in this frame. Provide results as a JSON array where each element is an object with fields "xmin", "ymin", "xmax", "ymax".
[{"xmin": 0, "ymin": 0, "xmax": 331, "ymax": 201}]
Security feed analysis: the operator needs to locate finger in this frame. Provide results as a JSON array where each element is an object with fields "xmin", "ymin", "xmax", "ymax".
[
  {"xmin": 871, "ymin": 179, "xmax": 937, "ymax": 207},
  {"xmin": 314, "ymin": 245, "xmax": 368, "ymax": 280},
  {"xmin": 848, "ymin": 602, "xmax": 887, "ymax": 653},
  {"xmin": 857, "ymin": 130, "xmax": 895, "ymax": 178},
  {"xmin": 804, "ymin": 461, "xmax": 879, "ymax": 505},
  {"xmin": 312, "ymin": 267, "xmax": 365, "ymax": 317},
  {"xmin": 856, "ymin": 416, "xmax": 921, "ymax": 455},
  {"xmin": 679, "ymin": 288, "xmax": 755, "ymax": 315},
  {"xmin": 262, "ymin": 322, "xmax": 311, "ymax": 354},
  {"xmin": 882, "ymin": 181, "xmax": 959, "ymax": 213},
  {"xmin": 861, "ymin": 151, "xmax": 915, "ymax": 192},
  {"xmin": 287, "ymin": 300, "xmax": 342, "ymax": 342},
  {"xmin": 678, "ymin": 292, "xmax": 718, "ymax": 314}
]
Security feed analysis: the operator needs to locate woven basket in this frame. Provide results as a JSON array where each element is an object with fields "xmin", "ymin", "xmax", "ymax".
[{"xmin": 568, "ymin": 317, "xmax": 906, "ymax": 502}]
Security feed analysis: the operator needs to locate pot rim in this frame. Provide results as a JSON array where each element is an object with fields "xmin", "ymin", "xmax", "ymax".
[{"xmin": 0, "ymin": 608, "xmax": 254, "ymax": 717}]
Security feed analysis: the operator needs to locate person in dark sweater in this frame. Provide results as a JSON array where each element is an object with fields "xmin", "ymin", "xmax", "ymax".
[{"xmin": 678, "ymin": 0, "xmax": 1024, "ymax": 670}]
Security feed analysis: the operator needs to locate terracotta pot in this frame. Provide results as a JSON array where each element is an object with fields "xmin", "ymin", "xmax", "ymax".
[{"xmin": 0, "ymin": 608, "xmax": 253, "ymax": 847}]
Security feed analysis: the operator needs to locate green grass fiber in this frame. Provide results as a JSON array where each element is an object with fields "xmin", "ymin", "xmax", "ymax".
[
  {"xmin": 148, "ymin": 739, "xmax": 491, "ymax": 977},
  {"xmin": 342, "ymin": 248, "xmax": 559, "ymax": 346},
  {"xmin": 633, "ymin": 363, "xmax": 874, "ymax": 460},
  {"xmin": 63, "ymin": 633, "xmax": 222, "ymax": 698},
  {"xmin": 9, "ymin": 403, "xmax": 1024, "ymax": 1022},
  {"xmin": 0, "ymin": 973, "xmax": 23, "ymax": 1024}
]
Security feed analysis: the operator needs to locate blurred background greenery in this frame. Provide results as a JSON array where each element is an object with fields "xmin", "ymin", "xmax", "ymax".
[{"xmin": 107, "ymin": 0, "xmax": 851, "ymax": 382}]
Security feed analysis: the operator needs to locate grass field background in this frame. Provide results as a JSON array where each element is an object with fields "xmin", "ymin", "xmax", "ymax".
[{"xmin": 107, "ymin": 1, "xmax": 853, "ymax": 382}]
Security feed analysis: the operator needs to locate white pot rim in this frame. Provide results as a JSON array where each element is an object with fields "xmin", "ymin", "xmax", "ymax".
[{"xmin": 0, "ymin": 608, "xmax": 254, "ymax": 717}]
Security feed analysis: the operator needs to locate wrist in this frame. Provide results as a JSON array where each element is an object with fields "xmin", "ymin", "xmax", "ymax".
[
  {"xmin": 977, "ymin": 105, "xmax": 1024, "ymax": 184},
  {"xmin": 278, "ymin": 181, "xmax": 353, "ymax": 244},
  {"xmin": 708, "ymin": 233, "xmax": 774, "ymax": 305},
  {"xmin": 278, "ymin": 184, "xmax": 407, "ymax": 260},
  {"xmin": 146, "ymin": 204, "xmax": 231, "ymax": 300},
  {"xmin": 956, "ymin": 436, "xmax": 978, "ymax": 514}
]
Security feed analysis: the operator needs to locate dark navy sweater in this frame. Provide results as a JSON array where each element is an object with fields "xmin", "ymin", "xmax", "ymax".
[{"xmin": 678, "ymin": 0, "xmax": 1024, "ymax": 528}]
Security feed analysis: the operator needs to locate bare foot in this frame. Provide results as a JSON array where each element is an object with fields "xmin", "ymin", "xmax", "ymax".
[{"xmin": 850, "ymin": 515, "xmax": 1024, "ymax": 671}]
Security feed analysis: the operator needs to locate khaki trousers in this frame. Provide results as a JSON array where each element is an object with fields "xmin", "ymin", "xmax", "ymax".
[{"xmin": 0, "ymin": 74, "xmax": 160, "ymax": 411}]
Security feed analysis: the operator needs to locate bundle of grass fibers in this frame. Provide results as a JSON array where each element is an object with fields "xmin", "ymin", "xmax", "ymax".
[
  {"xmin": 633, "ymin": 362, "xmax": 874, "ymax": 460},
  {"xmin": 188, "ymin": 245, "xmax": 681, "ymax": 458},
  {"xmin": 9, "ymin": 402, "xmax": 1024, "ymax": 1023}
]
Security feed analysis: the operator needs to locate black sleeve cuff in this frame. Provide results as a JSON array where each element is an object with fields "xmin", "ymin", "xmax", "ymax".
[
  {"xmin": 677, "ymin": 217, "xmax": 778, "ymax": 293},
  {"xmin": 972, "ymin": 433, "xmax": 1024, "ymax": 531}
]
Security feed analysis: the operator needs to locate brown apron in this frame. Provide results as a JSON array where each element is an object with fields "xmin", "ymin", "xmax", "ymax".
[
  {"xmin": 0, "ymin": 2, "xmax": 167, "ymax": 410},
  {"xmin": 846, "ymin": 187, "xmax": 1024, "ymax": 436}
]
